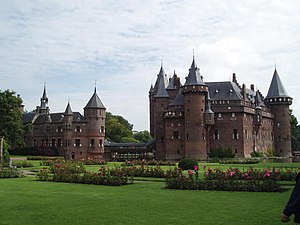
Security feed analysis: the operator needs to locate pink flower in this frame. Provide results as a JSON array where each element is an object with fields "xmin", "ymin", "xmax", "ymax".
[
  {"xmin": 193, "ymin": 166, "xmax": 199, "ymax": 171},
  {"xmin": 188, "ymin": 170, "xmax": 194, "ymax": 175},
  {"xmin": 229, "ymin": 171, "xmax": 235, "ymax": 177}
]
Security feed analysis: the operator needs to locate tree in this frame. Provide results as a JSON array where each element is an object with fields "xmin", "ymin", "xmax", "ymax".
[
  {"xmin": 290, "ymin": 111, "xmax": 300, "ymax": 152},
  {"xmin": 105, "ymin": 112, "xmax": 152, "ymax": 143},
  {"xmin": 0, "ymin": 90, "xmax": 24, "ymax": 147},
  {"xmin": 133, "ymin": 130, "xmax": 152, "ymax": 143}
]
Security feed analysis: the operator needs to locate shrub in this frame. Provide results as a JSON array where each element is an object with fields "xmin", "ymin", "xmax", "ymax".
[
  {"xmin": 27, "ymin": 156, "xmax": 62, "ymax": 160},
  {"xmin": 178, "ymin": 159, "xmax": 198, "ymax": 170},
  {"xmin": 210, "ymin": 147, "xmax": 234, "ymax": 159},
  {"xmin": 219, "ymin": 158, "xmax": 260, "ymax": 164},
  {"xmin": 0, "ymin": 168, "xmax": 23, "ymax": 178},
  {"xmin": 250, "ymin": 151, "xmax": 264, "ymax": 157}
]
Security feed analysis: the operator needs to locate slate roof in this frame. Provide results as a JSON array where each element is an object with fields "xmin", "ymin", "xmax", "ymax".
[
  {"xmin": 184, "ymin": 57, "xmax": 206, "ymax": 86},
  {"xmin": 166, "ymin": 72, "xmax": 179, "ymax": 90},
  {"xmin": 22, "ymin": 112, "xmax": 36, "ymax": 124},
  {"xmin": 169, "ymin": 90, "xmax": 184, "ymax": 106},
  {"xmin": 85, "ymin": 88, "xmax": 106, "ymax": 109},
  {"xmin": 24, "ymin": 112, "xmax": 85, "ymax": 124},
  {"xmin": 154, "ymin": 65, "xmax": 169, "ymax": 98},
  {"xmin": 206, "ymin": 81, "xmax": 243, "ymax": 100},
  {"xmin": 266, "ymin": 69, "xmax": 290, "ymax": 98},
  {"xmin": 64, "ymin": 102, "xmax": 73, "ymax": 115}
]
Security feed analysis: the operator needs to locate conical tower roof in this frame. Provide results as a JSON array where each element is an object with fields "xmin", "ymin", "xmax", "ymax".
[
  {"xmin": 85, "ymin": 88, "xmax": 106, "ymax": 109},
  {"xmin": 184, "ymin": 55, "xmax": 206, "ymax": 86},
  {"xmin": 64, "ymin": 102, "xmax": 73, "ymax": 115},
  {"xmin": 266, "ymin": 69, "xmax": 290, "ymax": 98},
  {"xmin": 154, "ymin": 65, "xmax": 169, "ymax": 97}
]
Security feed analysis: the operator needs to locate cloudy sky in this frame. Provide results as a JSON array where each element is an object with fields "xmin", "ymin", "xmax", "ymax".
[{"xmin": 1, "ymin": 0, "xmax": 300, "ymax": 131}]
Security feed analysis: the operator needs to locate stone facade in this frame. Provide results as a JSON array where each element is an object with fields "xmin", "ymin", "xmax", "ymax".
[
  {"xmin": 149, "ymin": 57, "xmax": 292, "ymax": 160},
  {"xmin": 23, "ymin": 87, "xmax": 106, "ymax": 159}
]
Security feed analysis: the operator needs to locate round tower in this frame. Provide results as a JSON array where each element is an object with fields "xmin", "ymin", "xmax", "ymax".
[
  {"xmin": 182, "ymin": 56, "xmax": 208, "ymax": 160},
  {"xmin": 265, "ymin": 69, "xmax": 292, "ymax": 157},
  {"xmin": 84, "ymin": 87, "xmax": 106, "ymax": 159},
  {"xmin": 63, "ymin": 102, "xmax": 73, "ymax": 158}
]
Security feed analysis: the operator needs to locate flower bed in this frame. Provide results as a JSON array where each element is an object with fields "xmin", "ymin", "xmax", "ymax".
[
  {"xmin": 0, "ymin": 168, "xmax": 23, "ymax": 178},
  {"xmin": 119, "ymin": 166, "xmax": 167, "ymax": 178},
  {"xmin": 165, "ymin": 167, "xmax": 282, "ymax": 192},
  {"xmin": 37, "ymin": 161, "xmax": 132, "ymax": 186},
  {"xmin": 204, "ymin": 167, "xmax": 299, "ymax": 181}
]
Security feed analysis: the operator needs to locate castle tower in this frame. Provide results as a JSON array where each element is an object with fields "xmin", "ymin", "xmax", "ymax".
[
  {"xmin": 182, "ymin": 55, "xmax": 208, "ymax": 159},
  {"xmin": 265, "ymin": 69, "xmax": 292, "ymax": 157},
  {"xmin": 152, "ymin": 64, "xmax": 169, "ymax": 159},
  {"xmin": 149, "ymin": 84, "xmax": 155, "ymax": 137},
  {"xmin": 63, "ymin": 102, "xmax": 73, "ymax": 158},
  {"xmin": 166, "ymin": 71, "xmax": 181, "ymax": 100},
  {"xmin": 37, "ymin": 85, "xmax": 50, "ymax": 114},
  {"xmin": 84, "ymin": 87, "xmax": 106, "ymax": 159}
]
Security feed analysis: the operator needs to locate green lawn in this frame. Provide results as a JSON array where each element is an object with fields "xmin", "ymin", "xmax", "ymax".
[{"xmin": 0, "ymin": 176, "xmax": 295, "ymax": 225}]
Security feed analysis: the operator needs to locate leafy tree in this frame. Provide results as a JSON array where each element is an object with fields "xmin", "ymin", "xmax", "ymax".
[
  {"xmin": 290, "ymin": 112, "xmax": 300, "ymax": 152},
  {"xmin": 0, "ymin": 90, "xmax": 24, "ymax": 147},
  {"xmin": 133, "ymin": 130, "xmax": 152, "ymax": 143}
]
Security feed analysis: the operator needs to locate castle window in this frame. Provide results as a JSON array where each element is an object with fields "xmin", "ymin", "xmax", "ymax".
[
  {"xmin": 58, "ymin": 139, "xmax": 62, "ymax": 147},
  {"xmin": 232, "ymin": 113, "xmax": 236, "ymax": 118},
  {"xmin": 45, "ymin": 139, "xmax": 49, "ymax": 146},
  {"xmin": 57, "ymin": 126, "xmax": 62, "ymax": 132},
  {"xmin": 76, "ymin": 126, "xmax": 81, "ymax": 132},
  {"xmin": 75, "ymin": 139, "xmax": 81, "ymax": 147},
  {"xmin": 218, "ymin": 113, "xmax": 222, "ymax": 118},
  {"xmin": 202, "ymin": 133, "xmax": 205, "ymax": 140},
  {"xmin": 233, "ymin": 129, "xmax": 239, "ymax": 140},
  {"xmin": 235, "ymin": 149, "xmax": 238, "ymax": 154},
  {"xmin": 33, "ymin": 139, "xmax": 37, "ymax": 146},
  {"xmin": 41, "ymin": 139, "xmax": 45, "ymax": 146},
  {"xmin": 245, "ymin": 129, "xmax": 248, "ymax": 139},
  {"xmin": 186, "ymin": 133, "xmax": 189, "ymax": 140},
  {"xmin": 213, "ymin": 130, "xmax": 219, "ymax": 140},
  {"xmin": 80, "ymin": 151, "xmax": 82, "ymax": 155},
  {"xmin": 173, "ymin": 131, "xmax": 179, "ymax": 139},
  {"xmin": 101, "ymin": 126, "xmax": 105, "ymax": 133},
  {"xmin": 90, "ymin": 139, "xmax": 95, "ymax": 147},
  {"xmin": 177, "ymin": 149, "xmax": 180, "ymax": 154},
  {"xmin": 52, "ymin": 139, "xmax": 56, "ymax": 147},
  {"xmin": 100, "ymin": 139, "xmax": 103, "ymax": 147},
  {"xmin": 277, "ymin": 123, "xmax": 280, "ymax": 128}
]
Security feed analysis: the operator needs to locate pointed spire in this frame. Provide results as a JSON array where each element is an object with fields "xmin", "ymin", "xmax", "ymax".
[
  {"xmin": 266, "ymin": 69, "xmax": 290, "ymax": 98},
  {"xmin": 153, "ymin": 63, "xmax": 169, "ymax": 97},
  {"xmin": 205, "ymin": 91, "xmax": 214, "ymax": 113},
  {"xmin": 149, "ymin": 84, "xmax": 154, "ymax": 93},
  {"xmin": 64, "ymin": 101, "xmax": 73, "ymax": 115},
  {"xmin": 184, "ymin": 53, "xmax": 205, "ymax": 86},
  {"xmin": 94, "ymin": 80, "xmax": 97, "ymax": 93},
  {"xmin": 40, "ymin": 83, "xmax": 49, "ymax": 110}
]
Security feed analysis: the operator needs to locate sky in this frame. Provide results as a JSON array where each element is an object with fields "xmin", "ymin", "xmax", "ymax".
[{"xmin": 0, "ymin": 0, "xmax": 300, "ymax": 131}]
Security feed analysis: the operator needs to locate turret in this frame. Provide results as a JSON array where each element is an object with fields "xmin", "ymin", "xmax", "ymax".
[
  {"xmin": 84, "ymin": 87, "xmax": 106, "ymax": 159},
  {"xmin": 63, "ymin": 102, "xmax": 73, "ymax": 158},
  {"xmin": 152, "ymin": 64, "xmax": 169, "ymax": 159},
  {"xmin": 182, "ymin": 55, "xmax": 208, "ymax": 159},
  {"xmin": 265, "ymin": 69, "xmax": 292, "ymax": 157},
  {"xmin": 166, "ymin": 71, "xmax": 181, "ymax": 99},
  {"xmin": 37, "ymin": 85, "xmax": 50, "ymax": 114},
  {"xmin": 254, "ymin": 91, "xmax": 262, "ymax": 133}
]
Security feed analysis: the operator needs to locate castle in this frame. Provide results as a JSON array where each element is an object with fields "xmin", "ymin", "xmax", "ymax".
[
  {"xmin": 22, "ymin": 87, "xmax": 106, "ymax": 159},
  {"xmin": 149, "ymin": 56, "xmax": 292, "ymax": 160}
]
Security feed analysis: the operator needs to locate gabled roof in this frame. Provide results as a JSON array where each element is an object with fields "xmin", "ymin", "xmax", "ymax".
[
  {"xmin": 64, "ymin": 102, "xmax": 73, "ymax": 115},
  {"xmin": 22, "ymin": 112, "xmax": 36, "ymax": 124},
  {"xmin": 32, "ymin": 112, "xmax": 85, "ymax": 124},
  {"xmin": 266, "ymin": 69, "xmax": 290, "ymax": 98},
  {"xmin": 85, "ymin": 88, "xmax": 106, "ymax": 109},
  {"xmin": 184, "ymin": 56, "xmax": 206, "ymax": 86},
  {"xmin": 206, "ymin": 81, "xmax": 243, "ymax": 100}
]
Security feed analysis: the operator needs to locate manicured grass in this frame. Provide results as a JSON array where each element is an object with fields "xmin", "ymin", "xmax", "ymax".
[{"xmin": 0, "ymin": 176, "xmax": 295, "ymax": 225}]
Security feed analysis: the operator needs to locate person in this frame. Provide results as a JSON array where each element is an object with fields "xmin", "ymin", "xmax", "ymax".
[{"xmin": 282, "ymin": 172, "xmax": 300, "ymax": 223}]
